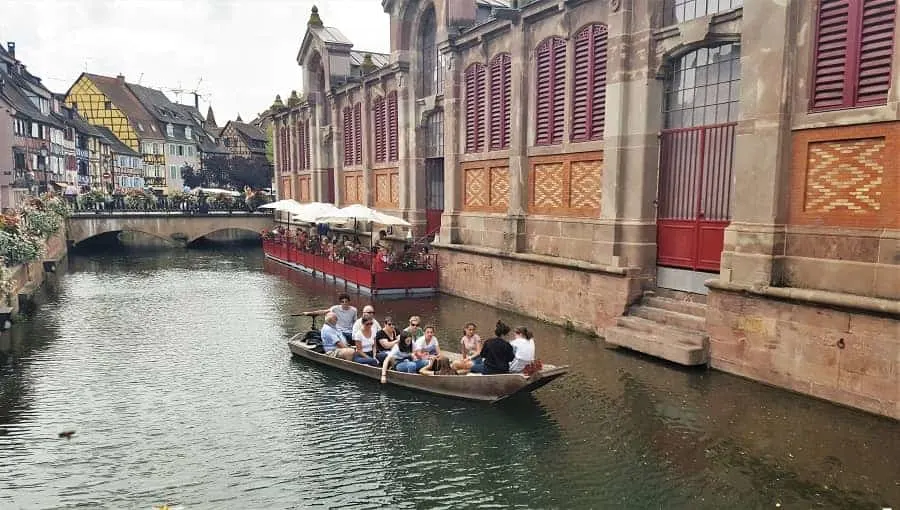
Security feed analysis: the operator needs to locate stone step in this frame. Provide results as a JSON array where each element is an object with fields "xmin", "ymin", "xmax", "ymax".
[
  {"xmin": 604, "ymin": 325, "xmax": 708, "ymax": 366},
  {"xmin": 643, "ymin": 295, "xmax": 707, "ymax": 318},
  {"xmin": 630, "ymin": 304, "xmax": 706, "ymax": 332},
  {"xmin": 616, "ymin": 315, "xmax": 703, "ymax": 343}
]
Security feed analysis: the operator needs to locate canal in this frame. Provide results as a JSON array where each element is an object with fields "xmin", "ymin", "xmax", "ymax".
[{"xmin": 0, "ymin": 245, "xmax": 897, "ymax": 509}]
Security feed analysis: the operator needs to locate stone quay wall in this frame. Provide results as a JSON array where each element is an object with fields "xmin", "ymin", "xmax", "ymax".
[{"xmin": 4, "ymin": 232, "xmax": 68, "ymax": 317}]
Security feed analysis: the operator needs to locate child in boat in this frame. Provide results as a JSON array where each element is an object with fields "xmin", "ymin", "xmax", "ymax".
[
  {"xmin": 509, "ymin": 326, "xmax": 536, "ymax": 373},
  {"xmin": 470, "ymin": 320, "xmax": 514, "ymax": 374},
  {"xmin": 380, "ymin": 329, "xmax": 415, "ymax": 383},
  {"xmin": 451, "ymin": 323, "xmax": 481, "ymax": 372},
  {"xmin": 419, "ymin": 356, "xmax": 456, "ymax": 376}
]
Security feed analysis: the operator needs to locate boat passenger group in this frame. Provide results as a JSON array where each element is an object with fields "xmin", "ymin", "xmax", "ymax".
[{"xmin": 301, "ymin": 294, "xmax": 541, "ymax": 382}]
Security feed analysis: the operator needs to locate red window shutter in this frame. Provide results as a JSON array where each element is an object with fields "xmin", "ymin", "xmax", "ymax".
[
  {"xmin": 591, "ymin": 25, "xmax": 608, "ymax": 140},
  {"xmin": 551, "ymin": 39, "xmax": 566, "ymax": 144},
  {"xmin": 343, "ymin": 106, "xmax": 353, "ymax": 166},
  {"xmin": 353, "ymin": 103, "xmax": 362, "ymax": 165},
  {"xmin": 535, "ymin": 37, "xmax": 565, "ymax": 145},
  {"xmin": 387, "ymin": 91, "xmax": 399, "ymax": 161},
  {"xmin": 856, "ymin": 0, "xmax": 896, "ymax": 105},
  {"xmin": 572, "ymin": 24, "xmax": 608, "ymax": 142},
  {"xmin": 489, "ymin": 54, "xmax": 511, "ymax": 151},
  {"xmin": 465, "ymin": 63, "xmax": 486, "ymax": 153},
  {"xmin": 812, "ymin": 0, "xmax": 852, "ymax": 109},
  {"xmin": 302, "ymin": 119, "xmax": 311, "ymax": 170},
  {"xmin": 373, "ymin": 97, "xmax": 385, "ymax": 163},
  {"xmin": 293, "ymin": 123, "xmax": 300, "ymax": 170}
]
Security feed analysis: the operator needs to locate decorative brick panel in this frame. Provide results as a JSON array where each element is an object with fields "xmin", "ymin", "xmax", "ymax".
[
  {"xmin": 462, "ymin": 159, "xmax": 509, "ymax": 213},
  {"xmin": 528, "ymin": 152, "xmax": 603, "ymax": 217},
  {"xmin": 790, "ymin": 122, "xmax": 899, "ymax": 228},
  {"xmin": 343, "ymin": 171, "xmax": 364, "ymax": 205},
  {"xmin": 373, "ymin": 168, "xmax": 399, "ymax": 209},
  {"xmin": 298, "ymin": 174, "xmax": 311, "ymax": 203},
  {"xmin": 280, "ymin": 177, "xmax": 293, "ymax": 200}
]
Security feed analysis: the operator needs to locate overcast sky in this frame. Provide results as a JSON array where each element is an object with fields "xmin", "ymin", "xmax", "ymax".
[{"xmin": 0, "ymin": 0, "xmax": 389, "ymax": 122}]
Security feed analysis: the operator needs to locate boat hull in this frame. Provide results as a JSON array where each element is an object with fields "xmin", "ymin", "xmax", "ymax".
[{"xmin": 287, "ymin": 333, "xmax": 568, "ymax": 403}]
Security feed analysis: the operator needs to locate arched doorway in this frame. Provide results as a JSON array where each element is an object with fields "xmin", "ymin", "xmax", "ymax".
[{"xmin": 657, "ymin": 43, "xmax": 741, "ymax": 281}]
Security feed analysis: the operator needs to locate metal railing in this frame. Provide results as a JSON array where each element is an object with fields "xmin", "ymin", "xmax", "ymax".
[{"xmin": 68, "ymin": 198, "xmax": 275, "ymax": 217}]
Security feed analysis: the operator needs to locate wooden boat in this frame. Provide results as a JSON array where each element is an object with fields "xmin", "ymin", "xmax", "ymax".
[{"xmin": 287, "ymin": 332, "xmax": 570, "ymax": 403}]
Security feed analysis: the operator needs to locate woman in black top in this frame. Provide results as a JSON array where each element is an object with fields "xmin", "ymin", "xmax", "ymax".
[
  {"xmin": 471, "ymin": 321, "xmax": 514, "ymax": 374},
  {"xmin": 375, "ymin": 317, "xmax": 400, "ymax": 363}
]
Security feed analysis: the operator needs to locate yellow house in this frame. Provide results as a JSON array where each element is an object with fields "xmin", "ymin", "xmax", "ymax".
[{"xmin": 64, "ymin": 73, "xmax": 166, "ymax": 188}]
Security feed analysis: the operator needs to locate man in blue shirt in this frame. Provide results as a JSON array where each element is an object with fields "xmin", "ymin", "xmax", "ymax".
[{"xmin": 321, "ymin": 312, "xmax": 354, "ymax": 360}]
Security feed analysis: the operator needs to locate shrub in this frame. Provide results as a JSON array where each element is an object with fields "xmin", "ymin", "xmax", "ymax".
[{"xmin": 0, "ymin": 230, "xmax": 42, "ymax": 266}]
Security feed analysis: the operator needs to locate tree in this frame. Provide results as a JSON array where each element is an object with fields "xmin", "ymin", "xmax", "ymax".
[
  {"xmin": 180, "ymin": 165, "xmax": 204, "ymax": 188},
  {"xmin": 197, "ymin": 154, "xmax": 272, "ymax": 190}
]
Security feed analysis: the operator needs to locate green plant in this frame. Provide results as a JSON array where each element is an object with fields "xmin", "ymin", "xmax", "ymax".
[
  {"xmin": 21, "ymin": 209, "xmax": 62, "ymax": 239},
  {"xmin": 79, "ymin": 189, "xmax": 108, "ymax": 208},
  {"xmin": 0, "ymin": 230, "xmax": 42, "ymax": 266},
  {"xmin": 0, "ymin": 263, "xmax": 14, "ymax": 306},
  {"xmin": 39, "ymin": 193, "xmax": 71, "ymax": 219},
  {"xmin": 169, "ymin": 191, "xmax": 198, "ymax": 206}
]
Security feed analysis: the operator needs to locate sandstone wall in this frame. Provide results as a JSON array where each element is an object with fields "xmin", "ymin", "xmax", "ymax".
[{"xmin": 707, "ymin": 287, "xmax": 899, "ymax": 420}]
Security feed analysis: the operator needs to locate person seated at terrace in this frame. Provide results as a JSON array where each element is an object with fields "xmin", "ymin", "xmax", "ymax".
[
  {"xmin": 351, "ymin": 317, "xmax": 380, "ymax": 367},
  {"xmin": 374, "ymin": 317, "xmax": 398, "ymax": 363},
  {"xmin": 352, "ymin": 305, "xmax": 382, "ymax": 337},
  {"xmin": 303, "ymin": 293, "xmax": 357, "ymax": 343},
  {"xmin": 413, "ymin": 326, "xmax": 440, "ymax": 360},
  {"xmin": 321, "ymin": 312, "xmax": 355, "ymax": 360},
  {"xmin": 508, "ymin": 326, "xmax": 536, "ymax": 374},
  {"xmin": 470, "ymin": 321, "xmax": 514, "ymax": 375}
]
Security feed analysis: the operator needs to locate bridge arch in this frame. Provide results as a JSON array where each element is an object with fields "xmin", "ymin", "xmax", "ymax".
[{"xmin": 67, "ymin": 214, "xmax": 274, "ymax": 247}]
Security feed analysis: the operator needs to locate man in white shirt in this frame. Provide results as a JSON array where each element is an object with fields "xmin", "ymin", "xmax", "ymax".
[{"xmin": 352, "ymin": 305, "xmax": 381, "ymax": 336}]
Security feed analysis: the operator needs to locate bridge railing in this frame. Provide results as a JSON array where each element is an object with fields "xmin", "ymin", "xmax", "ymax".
[{"xmin": 68, "ymin": 199, "xmax": 275, "ymax": 217}]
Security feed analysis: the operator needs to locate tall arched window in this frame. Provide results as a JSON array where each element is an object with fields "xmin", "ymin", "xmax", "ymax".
[
  {"xmin": 535, "ymin": 36, "xmax": 566, "ymax": 146},
  {"xmin": 465, "ymin": 63, "xmax": 486, "ymax": 153},
  {"xmin": 419, "ymin": 8, "xmax": 441, "ymax": 97},
  {"xmin": 572, "ymin": 24, "xmax": 608, "ymax": 142},
  {"xmin": 489, "ymin": 53, "xmax": 511, "ymax": 151}
]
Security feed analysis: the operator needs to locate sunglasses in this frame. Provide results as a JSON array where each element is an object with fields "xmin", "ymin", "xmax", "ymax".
[{"xmin": 385, "ymin": 322, "xmax": 394, "ymax": 325}]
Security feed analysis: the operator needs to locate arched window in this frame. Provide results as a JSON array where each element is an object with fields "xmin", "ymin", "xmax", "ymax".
[
  {"xmin": 373, "ymin": 96, "xmax": 386, "ymax": 163},
  {"xmin": 665, "ymin": 44, "xmax": 741, "ymax": 128},
  {"xmin": 535, "ymin": 36, "xmax": 566, "ymax": 146},
  {"xmin": 465, "ymin": 63, "xmax": 486, "ymax": 153},
  {"xmin": 489, "ymin": 53, "xmax": 511, "ymax": 151},
  {"xmin": 418, "ymin": 8, "xmax": 441, "ymax": 97},
  {"xmin": 572, "ymin": 24, "xmax": 608, "ymax": 142},
  {"xmin": 664, "ymin": 0, "xmax": 743, "ymax": 26},
  {"xmin": 387, "ymin": 91, "xmax": 399, "ymax": 162}
]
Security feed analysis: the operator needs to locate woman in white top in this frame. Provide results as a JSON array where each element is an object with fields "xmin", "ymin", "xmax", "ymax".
[
  {"xmin": 351, "ymin": 318, "xmax": 379, "ymax": 366},
  {"xmin": 508, "ymin": 326, "xmax": 536, "ymax": 373},
  {"xmin": 413, "ymin": 326, "xmax": 441, "ymax": 360}
]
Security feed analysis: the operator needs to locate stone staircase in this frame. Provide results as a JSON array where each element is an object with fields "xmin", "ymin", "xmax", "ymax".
[{"xmin": 603, "ymin": 290, "xmax": 709, "ymax": 366}]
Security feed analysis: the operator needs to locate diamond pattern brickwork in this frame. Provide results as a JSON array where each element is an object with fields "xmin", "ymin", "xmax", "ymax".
[
  {"xmin": 343, "ymin": 172, "xmax": 364, "ymax": 205},
  {"xmin": 464, "ymin": 168, "xmax": 488, "ymax": 208},
  {"xmin": 373, "ymin": 169, "xmax": 399, "ymax": 209},
  {"xmin": 570, "ymin": 160, "xmax": 602, "ymax": 210},
  {"xmin": 790, "ymin": 123, "xmax": 900, "ymax": 229},
  {"xmin": 528, "ymin": 152, "xmax": 602, "ymax": 217},
  {"xmin": 533, "ymin": 163, "xmax": 565, "ymax": 209},
  {"xmin": 805, "ymin": 138, "xmax": 884, "ymax": 214},
  {"xmin": 489, "ymin": 166, "xmax": 509, "ymax": 208}
]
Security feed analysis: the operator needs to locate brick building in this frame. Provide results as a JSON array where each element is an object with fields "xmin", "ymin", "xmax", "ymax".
[{"xmin": 271, "ymin": 0, "xmax": 899, "ymax": 419}]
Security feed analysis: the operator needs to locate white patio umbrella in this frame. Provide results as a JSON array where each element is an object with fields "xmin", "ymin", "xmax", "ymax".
[
  {"xmin": 314, "ymin": 204, "xmax": 411, "ymax": 227},
  {"xmin": 290, "ymin": 202, "xmax": 341, "ymax": 224},
  {"xmin": 257, "ymin": 198, "xmax": 303, "ymax": 211}
]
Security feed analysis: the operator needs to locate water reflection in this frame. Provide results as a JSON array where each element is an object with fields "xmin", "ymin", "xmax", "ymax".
[{"xmin": 0, "ymin": 247, "xmax": 895, "ymax": 509}]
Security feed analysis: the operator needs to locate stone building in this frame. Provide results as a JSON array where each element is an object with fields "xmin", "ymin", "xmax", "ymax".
[{"xmin": 271, "ymin": 0, "xmax": 899, "ymax": 420}]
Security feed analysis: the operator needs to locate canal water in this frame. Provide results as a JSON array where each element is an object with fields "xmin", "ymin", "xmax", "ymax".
[{"xmin": 0, "ymin": 246, "xmax": 897, "ymax": 509}]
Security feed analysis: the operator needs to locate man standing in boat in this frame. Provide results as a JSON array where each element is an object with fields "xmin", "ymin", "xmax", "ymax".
[{"xmin": 303, "ymin": 294, "xmax": 357, "ymax": 343}]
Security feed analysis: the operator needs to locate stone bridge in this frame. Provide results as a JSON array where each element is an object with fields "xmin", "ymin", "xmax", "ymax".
[{"xmin": 66, "ymin": 213, "xmax": 274, "ymax": 246}]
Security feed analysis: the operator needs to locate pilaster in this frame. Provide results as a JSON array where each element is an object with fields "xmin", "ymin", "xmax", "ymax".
[
  {"xmin": 440, "ymin": 46, "xmax": 462, "ymax": 243},
  {"xmin": 330, "ymin": 95, "xmax": 342, "ymax": 205},
  {"xmin": 505, "ymin": 16, "xmax": 529, "ymax": 252}
]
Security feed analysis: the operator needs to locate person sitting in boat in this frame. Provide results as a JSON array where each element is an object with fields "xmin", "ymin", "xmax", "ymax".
[
  {"xmin": 418, "ymin": 356, "xmax": 456, "ymax": 376},
  {"xmin": 470, "ymin": 320, "xmax": 514, "ymax": 375},
  {"xmin": 393, "ymin": 331, "xmax": 429, "ymax": 374},
  {"xmin": 352, "ymin": 305, "xmax": 382, "ymax": 337},
  {"xmin": 451, "ymin": 323, "xmax": 482, "ymax": 372},
  {"xmin": 351, "ymin": 317, "xmax": 380, "ymax": 366},
  {"xmin": 403, "ymin": 316, "xmax": 424, "ymax": 340},
  {"xmin": 321, "ymin": 312, "xmax": 355, "ymax": 360},
  {"xmin": 509, "ymin": 326, "xmax": 536, "ymax": 374},
  {"xmin": 380, "ymin": 328, "xmax": 414, "ymax": 382},
  {"xmin": 413, "ymin": 326, "xmax": 441, "ymax": 360},
  {"xmin": 303, "ymin": 293, "xmax": 357, "ymax": 343},
  {"xmin": 374, "ymin": 317, "xmax": 399, "ymax": 363}
]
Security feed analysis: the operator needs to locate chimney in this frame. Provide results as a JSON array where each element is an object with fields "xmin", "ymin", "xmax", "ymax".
[
  {"xmin": 194, "ymin": 92, "xmax": 199, "ymax": 110},
  {"xmin": 6, "ymin": 42, "xmax": 14, "ymax": 59},
  {"xmin": 446, "ymin": 0, "xmax": 476, "ymax": 27},
  {"xmin": 116, "ymin": 74, "xmax": 125, "ymax": 83}
]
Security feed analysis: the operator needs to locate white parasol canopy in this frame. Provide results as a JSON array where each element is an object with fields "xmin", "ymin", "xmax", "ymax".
[
  {"xmin": 314, "ymin": 204, "xmax": 411, "ymax": 227},
  {"xmin": 257, "ymin": 198, "xmax": 304, "ymax": 212},
  {"xmin": 290, "ymin": 202, "xmax": 342, "ymax": 223},
  {"xmin": 194, "ymin": 187, "xmax": 241, "ymax": 197}
]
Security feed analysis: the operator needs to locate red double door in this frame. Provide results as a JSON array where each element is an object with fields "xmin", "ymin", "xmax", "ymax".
[{"xmin": 657, "ymin": 123, "xmax": 737, "ymax": 272}]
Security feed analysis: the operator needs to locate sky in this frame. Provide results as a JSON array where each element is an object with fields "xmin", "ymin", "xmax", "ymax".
[{"xmin": 0, "ymin": 0, "xmax": 390, "ymax": 122}]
